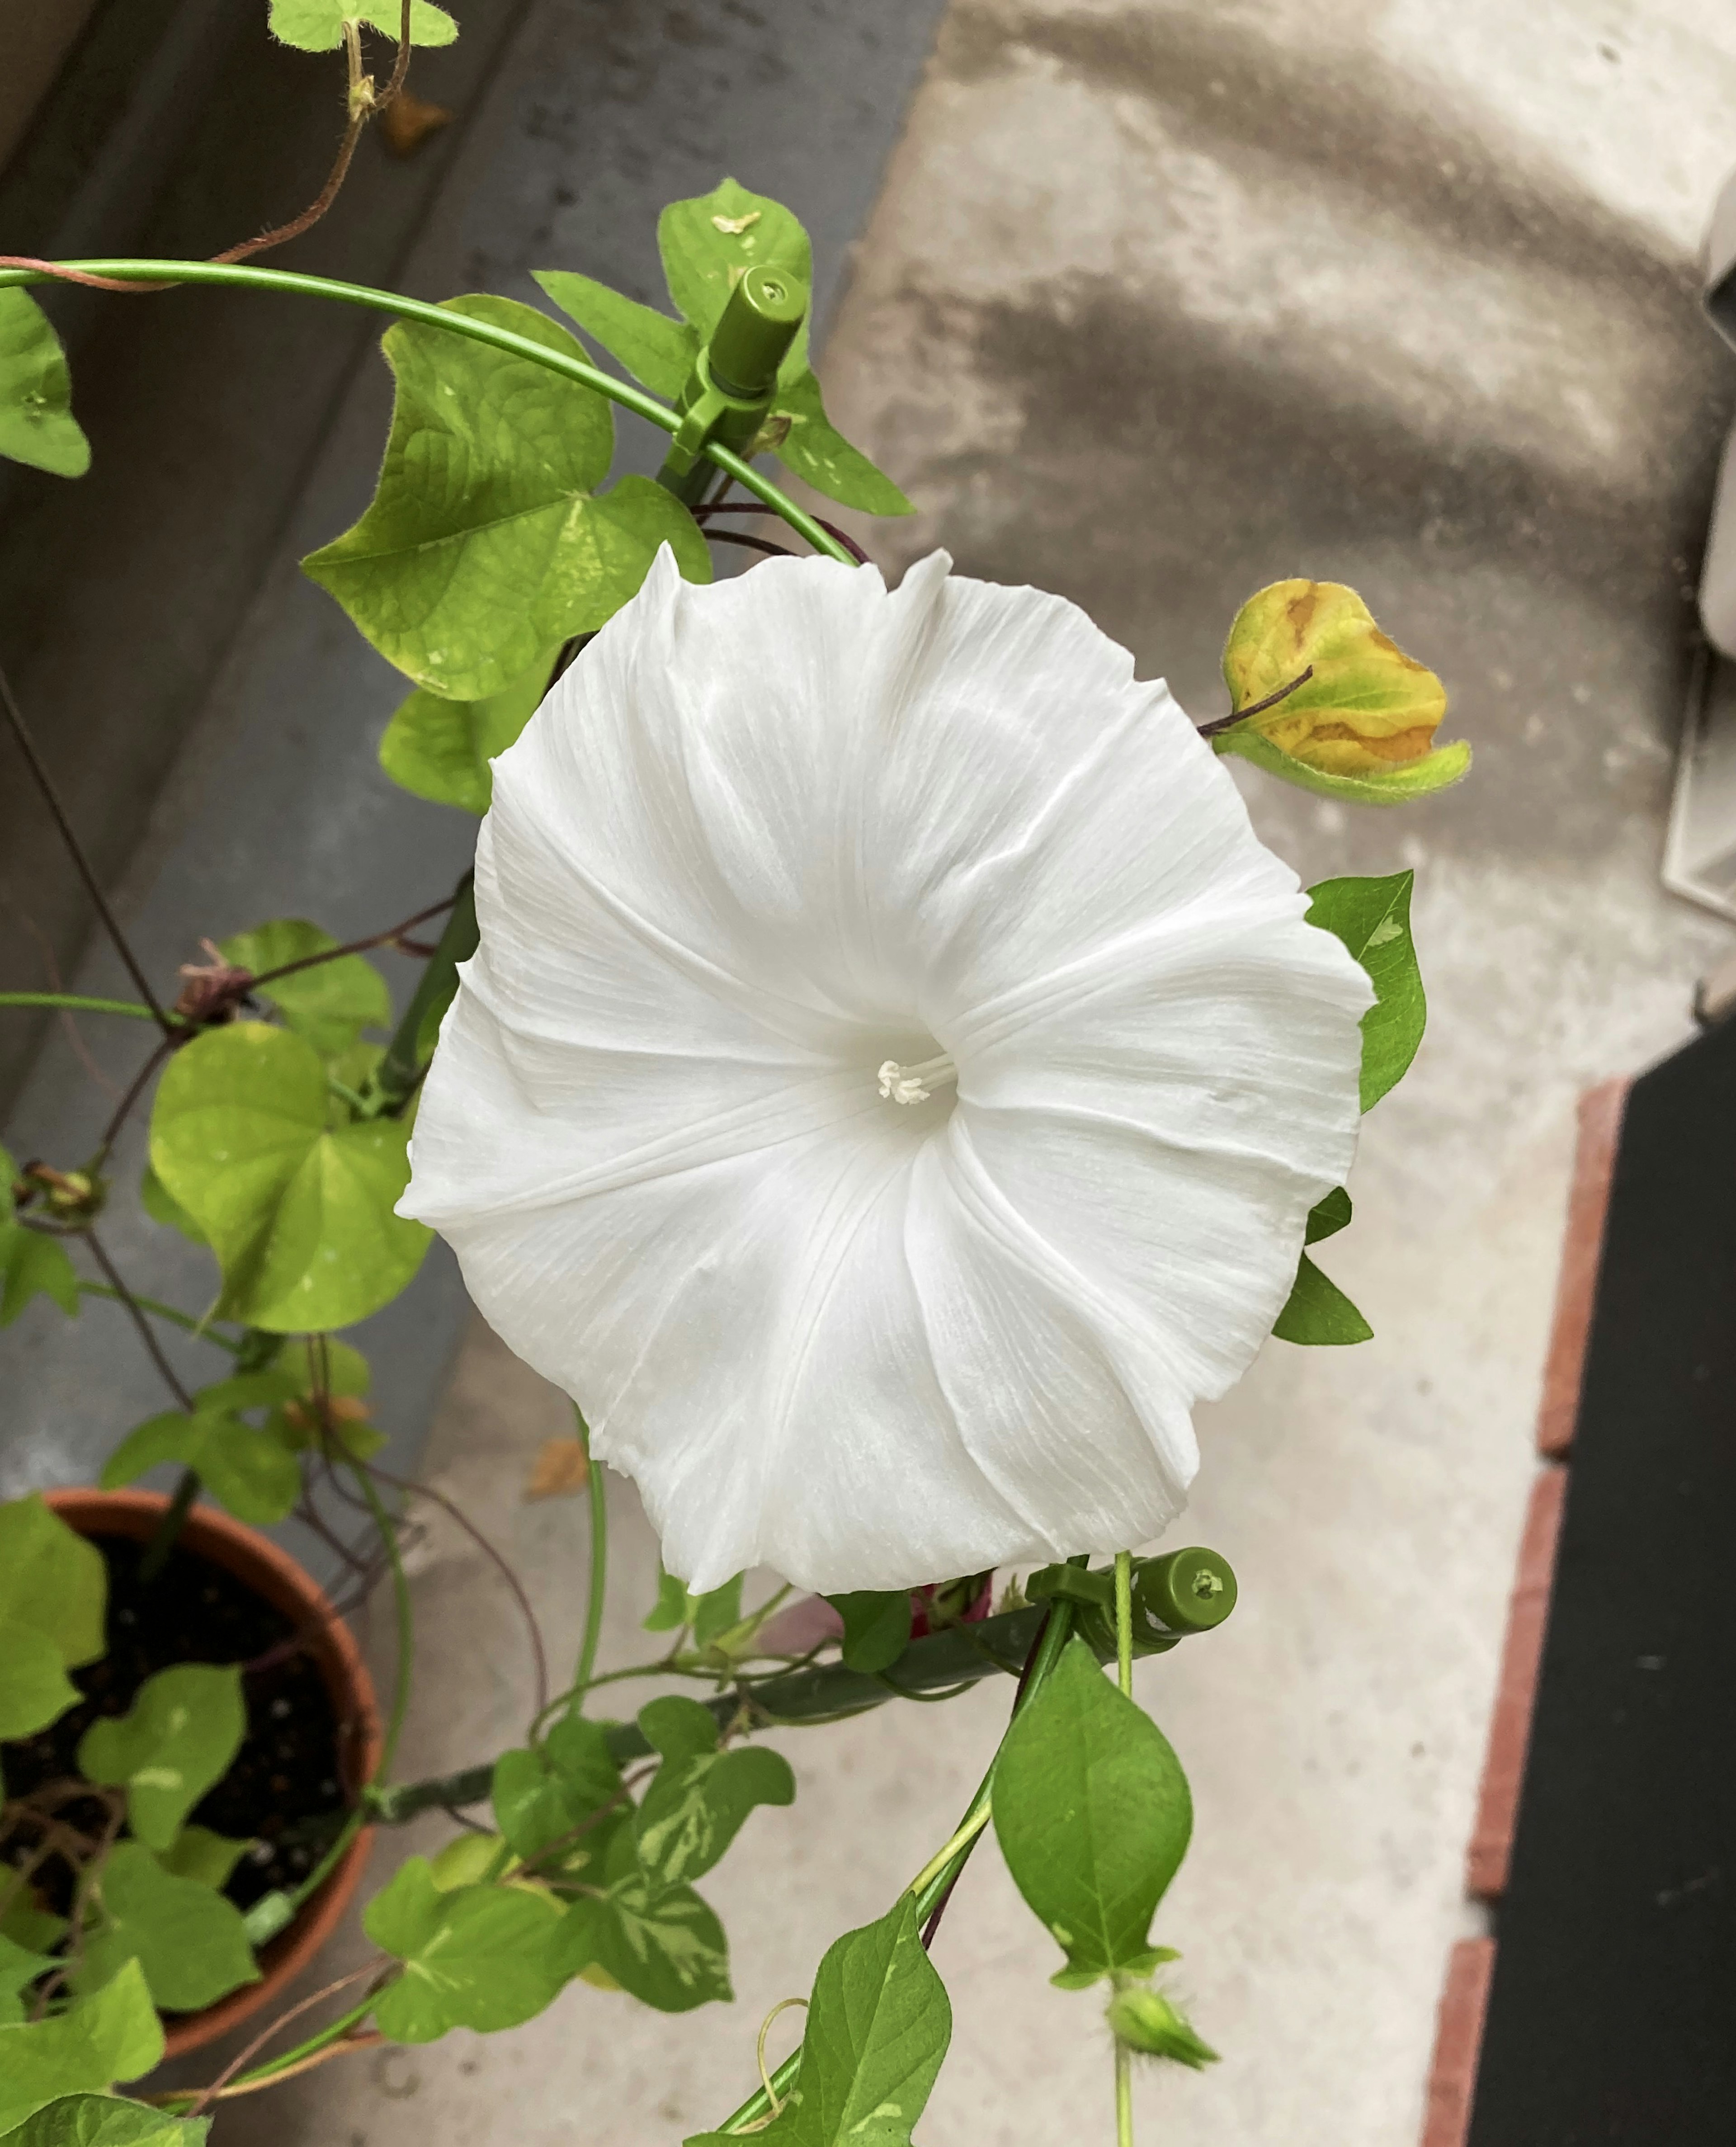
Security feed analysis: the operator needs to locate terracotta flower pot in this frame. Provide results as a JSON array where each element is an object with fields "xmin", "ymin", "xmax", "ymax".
[{"xmin": 43, "ymin": 1486, "xmax": 382, "ymax": 2059}]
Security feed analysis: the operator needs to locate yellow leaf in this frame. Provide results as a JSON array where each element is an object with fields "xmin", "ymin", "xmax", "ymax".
[
  {"xmin": 1220, "ymin": 580, "xmax": 1450, "ymax": 777},
  {"xmin": 524, "ymin": 1437, "xmax": 590, "ymax": 1500}
]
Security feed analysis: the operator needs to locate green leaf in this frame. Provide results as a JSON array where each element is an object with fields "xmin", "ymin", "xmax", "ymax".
[
  {"xmin": 1, "ymin": 1231, "xmax": 80, "ymax": 1327},
  {"xmin": 772, "ymin": 372, "xmax": 911, "ymax": 516},
  {"xmin": 0, "ymin": 2095, "xmax": 209, "ymax": 2147},
  {"xmin": 0, "ymin": 291, "xmax": 90, "ymax": 481},
  {"xmin": 379, "ymin": 654, "xmax": 556, "ymax": 815},
  {"xmin": 492, "ymin": 1712, "xmax": 623, "ymax": 1866},
  {"xmin": 992, "ymin": 1638, "xmax": 1193, "ymax": 1988},
  {"xmin": 632, "ymin": 1696, "xmax": 793, "ymax": 1894},
  {"xmin": 365, "ymin": 1860, "xmax": 566, "ymax": 2043},
  {"xmin": 0, "ymin": 1901, "xmax": 67, "ymax": 1960},
  {"xmin": 148, "ymin": 1022, "xmax": 431, "ymax": 1332},
  {"xmin": 1304, "ymin": 872, "xmax": 1425, "ymax": 1110},
  {"xmin": 689, "ymin": 1576, "xmax": 744, "ymax": 1652},
  {"xmin": 267, "ymin": 0, "xmax": 457, "ymax": 50},
  {"xmin": 684, "ymin": 1898, "xmax": 950, "ymax": 2147},
  {"xmin": 0, "ymin": 1935, "xmax": 56, "ymax": 2027},
  {"xmin": 1304, "ymin": 1187, "xmax": 1351, "ymax": 1244},
  {"xmin": 533, "ymin": 273, "xmax": 697, "ymax": 401},
  {"xmin": 823, "ymin": 1591, "xmax": 912, "ymax": 1676},
  {"xmin": 153, "ymin": 1826, "xmax": 251, "ymax": 1891},
  {"xmin": 138, "ymin": 1166, "xmax": 206, "ymax": 1246},
  {"xmin": 77, "ymin": 1664, "xmax": 245, "ymax": 1851},
  {"xmin": 554, "ymin": 1833, "xmax": 731, "ymax": 2014},
  {"xmin": 0, "ymin": 1496, "xmax": 107, "ymax": 1670},
  {"xmin": 657, "ymin": 179, "xmax": 812, "ymax": 346},
  {"xmin": 0, "ymin": 1962, "xmax": 162, "ymax": 2135},
  {"xmin": 71, "ymin": 1843, "xmax": 257, "ymax": 2014},
  {"xmin": 0, "ymin": 1626, "xmax": 80, "ymax": 1742},
  {"xmin": 100, "ymin": 1410, "xmax": 299, "ymax": 1526},
  {"xmin": 642, "ymin": 1563, "xmax": 692, "ymax": 1633},
  {"xmin": 1271, "ymin": 1252, "xmax": 1373, "ymax": 1345},
  {"xmin": 218, "ymin": 920, "xmax": 391, "ymax": 1062},
  {"xmin": 303, "ymin": 295, "xmax": 709, "ymax": 700}
]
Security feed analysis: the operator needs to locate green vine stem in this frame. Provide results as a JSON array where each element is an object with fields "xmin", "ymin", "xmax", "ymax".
[
  {"xmin": 0, "ymin": 992, "xmax": 162, "ymax": 1021},
  {"xmin": 0, "ymin": 260, "xmax": 858, "ymax": 567},
  {"xmin": 1114, "ymin": 1549, "xmax": 1136, "ymax": 2147},
  {"xmin": 372, "ymin": 873, "xmax": 477, "ymax": 1113},
  {"xmin": 570, "ymin": 1404, "xmax": 609, "ymax": 1714}
]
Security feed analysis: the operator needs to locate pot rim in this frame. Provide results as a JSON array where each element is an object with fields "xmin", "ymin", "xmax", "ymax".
[{"xmin": 39, "ymin": 1486, "xmax": 382, "ymax": 2061}]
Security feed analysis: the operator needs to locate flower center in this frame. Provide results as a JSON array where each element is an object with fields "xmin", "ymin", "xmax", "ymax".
[{"xmin": 877, "ymin": 1052, "xmax": 958, "ymax": 1107}]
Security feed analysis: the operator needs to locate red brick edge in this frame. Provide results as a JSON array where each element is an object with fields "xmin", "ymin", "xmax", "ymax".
[
  {"xmin": 1418, "ymin": 1078, "xmax": 1629, "ymax": 2144},
  {"xmin": 1536, "ymin": 1079, "xmax": 1629, "ymax": 1459},
  {"xmin": 1421, "ymin": 1939, "xmax": 1496, "ymax": 2147}
]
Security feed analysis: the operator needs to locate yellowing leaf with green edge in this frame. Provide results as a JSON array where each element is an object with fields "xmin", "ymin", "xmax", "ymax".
[
  {"xmin": 267, "ymin": 0, "xmax": 457, "ymax": 51},
  {"xmin": 217, "ymin": 919, "xmax": 390, "ymax": 1061},
  {"xmin": 0, "ymin": 1496, "xmax": 107, "ymax": 1671},
  {"xmin": 148, "ymin": 1022, "xmax": 431, "ymax": 1333},
  {"xmin": 0, "ymin": 291, "xmax": 90, "ymax": 480},
  {"xmin": 0, "ymin": 1961, "xmax": 163, "ymax": 2135},
  {"xmin": 379, "ymin": 654, "xmax": 557, "ymax": 816},
  {"xmin": 302, "ymin": 294, "xmax": 708, "ymax": 701},
  {"xmin": 1217, "ymin": 579, "xmax": 1468, "ymax": 802},
  {"xmin": 77, "ymin": 1664, "xmax": 246, "ymax": 1852}
]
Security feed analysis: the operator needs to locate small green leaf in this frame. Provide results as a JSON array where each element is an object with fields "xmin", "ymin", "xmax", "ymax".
[
  {"xmin": 138, "ymin": 1166, "xmax": 206, "ymax": 1246},
  {"xmin": 0, "ymin": 1935, "xmax": 57, "ymax": 2027},
  {"xmin": 71, "ymin": 1843, "xmax": 258, "ymax": 2014},
  {"xmin": 1304, "ymin": 872, "xmax": 1425, "ymax": 1110},
  {"xmin": 1, "ymin": 1231, "xmax": 80, "ymax": 1327},
  {"xmin": 992, "ymin": 1639, "xmax": 1193, "ymax": 1988},
  {"xmin": 684, "ymin": 1897, "xmax": 950, "ymax": 2147},
  {"xmin": 153, "ymin": 1826, "xmax": 251, "ymax": 1891},
  {"xmin": 823, "ymin": 1591, "xmax": 912, "ymax": 1676},
  {"xmin": 0, "ymin": 1961, "xmax": 162, "ymax": 2135},
  {"xmin": 77, "ymin": 1664, "xmax": 245, "ymax": 1851},
  {"xmin": 0, "ymin": 1497, "xmax": 107, "ymax": 1670},
  {"xmin": 0, "ymin": 1901, "xmax": 67, "ymax": 1959},
  {"xmin": 0, "ymin": 2095, "xmax": 209, "ymax": 2147},
  {"xmin": 1271, "ymin": 1252, "xmax": 1373, "ymax": 1345},
  {"xmin": 0, "ymin": 1626, "xmax": 80, "ymax": 1742},
  {"xmin": 492, "ymin": 1712, "xmax": 624, "ymax": 1865},
  {"xmin": 772, "ymin": 372, "xmax": 911, "ymax": 516},
  {"xmin": 148, "ymin": 1022, "xmax": 431, "ymax": 1333},
  {"xmin": 303, "ymin": 295, "xmax": 708, "ymax": 700},
  {"xmin": 379, "ymin": 654, "xmax": 557, "ymax": 816},
  {"xmin": 267, "ymin": 0, "xmax": 457, "ymax": 51},
  {"xmin": 642, "ymin": 1563, "xmax": 693, "ymax": 1633},
  {"xmin": 218, "ymin": 920, "xmax": 391, "ymax": 1062},
  {"xmin": 554, "ymin": 1831, "xmax": 731, "ymax": 2014},
  {"xmin": 657, "ymin": 179, "xmax": 812, "ymax": 345},
  {"xmin": 533, "ymin": 273, "xmax": 697, "ymax": 401},
  {"xmin": 0, "ymin": 291, "xmax": 90, "ymax": 480},
  {"xmin": 1304, "ymin": 1187, "xmax": 1352, "ymax": 1244},
  {"xmin": 689, "ymin": 1576, "xmax": 744, "ymax": 1652},
  {"xmin": 632, "ymin": 1696, "xmax": 794, "ymax": 1894},
  {"xmin": 101, "ymin": 1409, "xmax": 299, "ymax": 1526},
  {"xmin": 365, "ymin": 1860, "xmax": 566, "ymax": 2043}
]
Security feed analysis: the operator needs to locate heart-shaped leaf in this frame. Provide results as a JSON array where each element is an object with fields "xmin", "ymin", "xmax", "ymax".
[
  {"xmin": 378, "ymin": 654, "xmax": 558, "ymax": 816},
  {"xmin": 267, "ymin": 0, "xmax": 456, "ymax": 50},
  {"xmin": 77, "ymin": 1664, "xmax": 245, "ymax": 1851},
  {"xmin": 217, "ymin": 920, "xmax": 390, "ymax": 1062},
  {"xmin": 365, "ymin": 1859, "xmax": 567, "ymax": 2043},
  {"xmin": 0, "ymin": 1961, "xmax": 162, "ymax": 2135},
  {"xmin": 71, "ymin": 1842, "xmax": 258, "ymax": 2014},
  {"xmin": 632, "ymin": 1696, "xmax": 793, "ymax": 1894},
  {"xmin": 100, "ymin": 1408, "xmax": 300, "ymax": 1526},
  {"xmin": 149, "ymin": 1022, "xmax": 431, "ymax": 1332},
  {"xmin": 0, "ymin": 291, "xmax": 90, "ymax": 480}
]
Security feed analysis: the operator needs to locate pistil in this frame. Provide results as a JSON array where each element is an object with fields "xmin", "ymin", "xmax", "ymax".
[{"xmin": 877, "ymin": 1053, "xmax": 958, "ymax": 1106}]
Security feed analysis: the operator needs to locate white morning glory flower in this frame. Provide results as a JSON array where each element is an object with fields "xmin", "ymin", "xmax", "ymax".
[{"xmin": 401, "ymin": 548, "xmax": 1373, "ymax": 1592}]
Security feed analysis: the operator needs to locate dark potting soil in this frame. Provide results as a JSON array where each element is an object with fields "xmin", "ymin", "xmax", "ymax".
[{"xmin": 1, "ymin": 1530, "xmax": 351, "ymax": 1916}]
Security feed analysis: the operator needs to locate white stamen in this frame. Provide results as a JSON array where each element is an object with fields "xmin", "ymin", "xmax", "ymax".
[{"xmin": 877, "ymin": 1053, "xmax": 958, "ymax": 1107}]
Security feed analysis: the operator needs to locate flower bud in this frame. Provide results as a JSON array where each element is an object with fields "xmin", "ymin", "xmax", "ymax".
[
  {"xmin": 1216, "ymin": 580, "xmax": 1469, "ymax": 803},
  {"xmin": 1106, "ymin": 1983, "xmax": 1220, "ymax": 2070}
]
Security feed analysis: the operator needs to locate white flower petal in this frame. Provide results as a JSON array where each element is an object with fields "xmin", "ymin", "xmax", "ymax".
[{"xmin": 403, "ymin": 549, "xmax": 1374, "ymax": 1591}]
